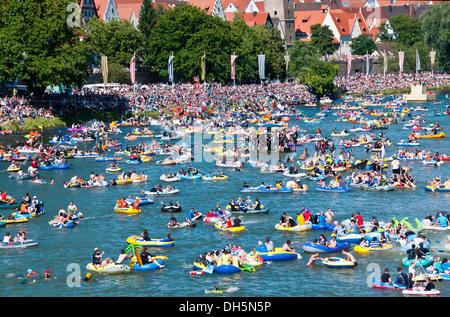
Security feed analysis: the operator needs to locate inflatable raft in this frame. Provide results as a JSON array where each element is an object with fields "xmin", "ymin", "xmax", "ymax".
[
  {"xmin": 371, "ymin": 279, "xmax": 408, "ymax": 290},
  {"xmin": 114, "ymin": 206, "xmax": 142, "ymax": 214},
  {"xmin": 126, "ymin": 235, "xmax": 174, "ymax": 247},
  {"xmin": 214, "ymin": 222, "xmax": 245, "ymax": 232},
  {"xmin": 85, "ymin": 263, "xmax": 132, "ymax": 274},
  {"xmin": 316, "ymin": 186, "xmax": 352, "ymax": 192},
  {"xmin": 0, "ymin": 239, "xmax": 39, "ymax": 249},
  {"xmin": 274, "ymin": 223, "xmax": 312, "ymax": 232},
  {"xmin": 354, "ymin": 244, "xmax": 393, "ymax": 253},
  {"xmin": 302, "ymin": 241, "xmax": 350, "ymax": 253},
  {"xmin": 322, "ymin": 257, "xmax": 356, "ymax": 268},
  {"xmin": 250, "ymin": 248, "xmax": 300, "ymax": 261},
  {"xmin": 133, "ymin": 259, "xmax": 165, "ymax": 271}
]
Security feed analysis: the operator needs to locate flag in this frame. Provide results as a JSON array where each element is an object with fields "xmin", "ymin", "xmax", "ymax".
[
  {"xmin": 101, "ymin": 56, "xmax": 108, "ymax": 87},
  {"xmin": 168, "ymin": 54, "xmax": 174, "ymax": 83},
  {"xmin": 258, "ymin": 54, "xmax": 265, "ymax": 81},
  {"xmin": 130, "ymin": 54, "xmax": 136, "ymax": 84},
  {"xmin": 430, "ymin": 50, "xmax": 436, "ymax": 68},
  {"xmin": 366, "ymin": 52, "xmax": 369, "ymax": 75},
  {"xmin": 381, "ymin": 51, "xmax": 387, "ymax": 75},
  {"xmin": 284, "ymin": 52, "xmax": 290, "ymax": 76},
  {"xmin": 201, "ymin": 54, "xmax": 206, "ymax": 82},
  {"xmin": 398, "ymin": 51, "xmax": 404, "ymax": 73},
  {"xmin": 416, "ymin": 49, "xmax": 421, "ymax": 72},
  {"xmin": 346, "ymin": 52, "xmax": 352, "ymax": 77},
  {"xmin": 231, "ymin": 54, "xmax": 237, "ymax": 80}
]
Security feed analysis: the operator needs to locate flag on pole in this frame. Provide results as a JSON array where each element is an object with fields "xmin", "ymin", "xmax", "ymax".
[
  {"xmin": 168, "ymin": 54, "xmax": 174, "ymax": 83},
  {"xmin": 130, "ymin": 54, "xmax": 136, "ymax": 84},
  {"xmin": 258, "ymin": 54, "xmax": 265, "ymax": 81},
  {"xmin": 201, "ymin": 54, "xmax": 206, "ymax": 82},
  {"xmin": 346, "ymin": 52, "xmax": 352, "ymax": 77},
  {"xmin": 284, "ymin": 51, "xmax": 290, "ymax": 76},
  {"xmin": 366, "ymin": 51, "xmax": 369, "ymax": 76},
  {"xmin": 398, "ymin": 51, "xmax": 404, "ymax": 74},
  {"xmin": 416, "ymin": 49, "xmax": 421, "ymax": 73},
  {"xmin": 381, "ymin": 51, "xmax": 387, "ymax": 76},
  {"xmin": 231, "ymin": 54, "xmax": 237, "ymax": 80},
  {"xmin": 101, "ymin": 56, "xmax": 108, "ymax": 88},
  {"xmin": 430, "ymin": 50, "xmax": 436, "ymax": 68}
]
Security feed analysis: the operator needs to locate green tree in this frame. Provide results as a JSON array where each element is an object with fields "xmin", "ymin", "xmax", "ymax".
[
  {"xmin": 310, "ymin": 24, "xmax": 335, "ymax": 56},
  {"xmin": 0, "ymin": 0, "xmax": 93, "ymax": 94},
  {"xmin": 299, "ymin": 60, "xmax": 340, "ymax": 97},
  {"xmin": 88, "ymin": 18, "xmax": 143, "ymax": 66},
  {"xmin": 287, "ymin": 41, "xmax": 320, "ymax": 78},
  {"xmin": 139, "ymin": 0, "xmax": 165, "ymax": 60},
  {"xmin": 350, "ymin": 34, "xmax": 377, "ymax": 55},
  {"xmin": 421, "ymin": 3, "xmax": 450, "ymax": 71},
  {"xmin": 388, "ymin": 14, "xmax": 423, "ymax": 48}
]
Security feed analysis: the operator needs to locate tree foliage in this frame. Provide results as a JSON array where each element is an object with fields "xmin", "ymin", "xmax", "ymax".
[
  {"xmin": 350, "ymin": 35, "xmax": 377, "ymax": 56},
  {"xmin": 421, "ymin": 3, "xmax": 450, "ymax": 71},
  {"xmin": 0, "ymin": 0, "xmax": 93, "ymax": 94},
  {"xmin": 88, "ymin": 18, "xmax": 143, "ymax": 66},
  {"xmin": 310, "ymin": 24, "xmax": 335, "ymax": 56},
  {"xmin": 144, "ymin": 6, "xmax": 285, "ymax": 84},
  {"xmin": 299, "ymin": 60, "xmax": 340, "ymax": 97}
]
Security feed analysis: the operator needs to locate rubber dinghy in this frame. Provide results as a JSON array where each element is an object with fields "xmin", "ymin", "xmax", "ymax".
[{"xmin": 302, "ymin": 241, "xmax": 349, "ymax": 253}]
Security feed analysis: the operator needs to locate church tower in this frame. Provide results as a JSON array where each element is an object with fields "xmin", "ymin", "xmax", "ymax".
[{"xmin": 263, "ymin": 0, "xmax": 295, "ymax": 47}]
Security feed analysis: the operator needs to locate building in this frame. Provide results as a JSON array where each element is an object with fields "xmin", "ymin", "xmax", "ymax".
[{"xmin": 264, "ymin": 0, "xmax": 296, "ymax": 47}]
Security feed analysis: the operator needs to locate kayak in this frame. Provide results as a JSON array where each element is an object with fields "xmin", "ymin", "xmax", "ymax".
[
  {"xmin": 316, "ymin": 186, "xmax": 352, "ymax": 192},
  {"xmin": 354, "ymin": 244, "xmax": 393, "ymax": 253},
  {"xmin": 322, "ymin": 257, "xmax": 356, "ymax": 268},
  {"xmin": 133, "ymin": 259, "xmax": 165, "ymax": 271},
  {"xmin": 302, "ymin": 241, "xmax": 350, "ymax": 253},
  {"xmin": 424, "ymin": 186, "xmax": 450, "ymax": 192},
  {"xmin": 371, "ymin": 279, "xmax": 408, "ymax": 290},
  {"xmin": 126, "ymin": 235, "xmax": 174, "ymax": 247},
  {"xmin": 0, "ymin": 239, "xmax": 39, "ymax": 249},
  {"xmin": 249, "ymin": 248, "xmax": 300, "ymax": 261},
  {"xmin": 85, "ymin": 263, "xmax": 132, "ymax": 274},
  {"xmin": 114, "ymin": 206, "xmax": 142, "ymax": 214},
  {"xmin": 214, "ymin": 222, "xmax": 245, "ymax": 233},
  {"xmin": 274, "ymin": 223, "xmax": 312, "ymax": 232}
]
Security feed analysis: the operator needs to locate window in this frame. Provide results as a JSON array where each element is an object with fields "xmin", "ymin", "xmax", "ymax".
[{"xmin": 274, "ymin": 11, "xmax": 277, "ymax": 16}]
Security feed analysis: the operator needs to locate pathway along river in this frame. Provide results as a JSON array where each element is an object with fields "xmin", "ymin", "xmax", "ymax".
[{"xmin": 0, "ymin": 93, "xmax": 449, "ymax": 297}]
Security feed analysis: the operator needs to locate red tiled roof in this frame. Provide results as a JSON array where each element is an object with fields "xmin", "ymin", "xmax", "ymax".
[
  {"xmin": 241, "ymin": 11, "xmax": 271, "ymax": 26},
  {"xmin": 294, "ymin": 10, "xmax": 327, "ymax": 36}
]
